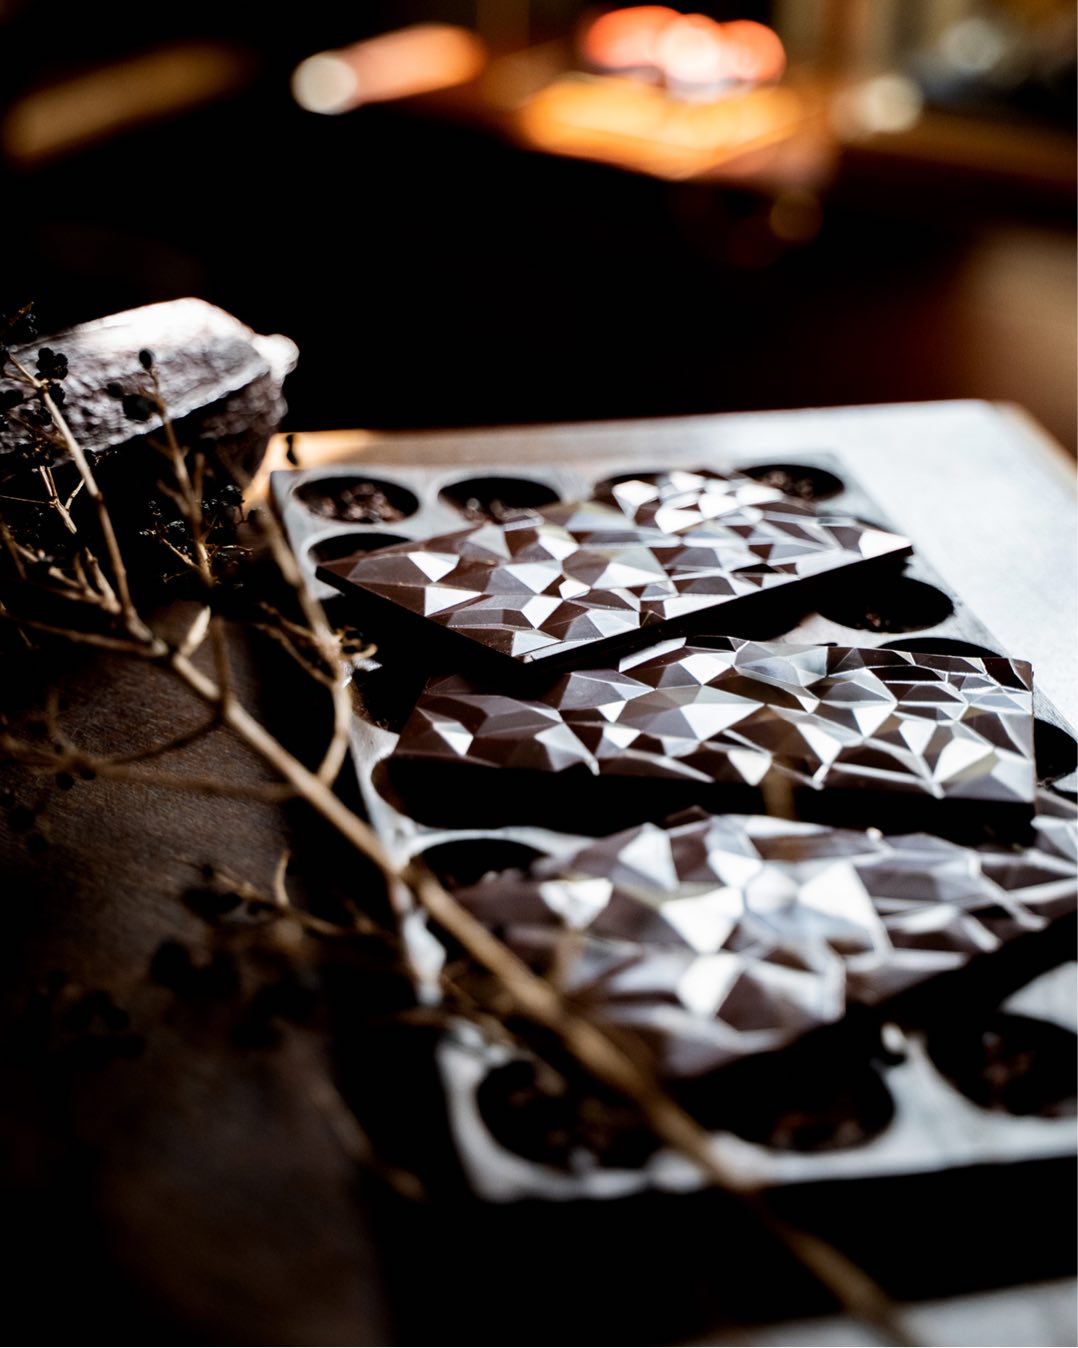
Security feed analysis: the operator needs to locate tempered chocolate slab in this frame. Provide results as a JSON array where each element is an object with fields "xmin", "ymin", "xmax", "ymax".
[
  {"xmin": 318, "ymin": 469, "xmax": 910, "ymax": 675},
  {"xmin": 453, "ymin": 800, "xmax": 1078, "ymax": 1078},
  {"xmin": 387, "ymin": 639, "xmax": 1036, "ymax": 837}
]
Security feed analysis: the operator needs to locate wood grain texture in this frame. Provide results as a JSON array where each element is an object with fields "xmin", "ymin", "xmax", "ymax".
[{"xmin": 0, "ymin": 614, "xmax": 396, "ymax": 1346}]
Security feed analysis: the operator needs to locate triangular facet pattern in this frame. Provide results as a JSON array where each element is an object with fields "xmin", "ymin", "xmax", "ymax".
[
  {"xmin": 394, "ymin": 639, "xmax": 1036, "ymax": 807},
  {"xmin": 454, "ymin": 799, "xmax": 1077, "ymax": 1076},
  {"xmin": 320, "ymin": 470, "xmax": 911, "ymax": 666}
]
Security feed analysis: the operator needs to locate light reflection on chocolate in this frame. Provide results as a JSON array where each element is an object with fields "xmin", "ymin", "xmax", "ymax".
[
  {"xmin": 391, "ymin": 640, "xmax": 1037, "ymax": 827},
  {"xmin": 318, "ymin": 469, "xmax": 911, "ymax": 670},
  {"xmin": 454, "ymin": 799, "xmax": 1078, "ymax": 1078}
]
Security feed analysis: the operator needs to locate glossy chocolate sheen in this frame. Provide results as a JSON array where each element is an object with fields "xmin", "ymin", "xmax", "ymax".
[
  {"xmin": 452, "ymin": 799, "xmax": 1078, "ymax": 1077},
  {"xmin": 318, "ymin": 469, "xmax": 911, "ymax": 675},
  {"xmin": 386, "ymin": 639, "xmax": 1037, "ymax": 837}
]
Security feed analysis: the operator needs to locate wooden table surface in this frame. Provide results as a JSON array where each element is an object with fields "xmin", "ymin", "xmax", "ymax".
[{"xmin": 3, "ymin": 399, "xmax": 1074, "ymax": 1346}]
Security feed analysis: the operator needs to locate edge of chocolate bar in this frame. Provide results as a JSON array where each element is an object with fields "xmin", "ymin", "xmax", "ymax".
[
  {"xmin": 383, "ymin": 640, "xmax": 1037, "ymax": 842},
  {"xmin": 449, "ymin": 802, "xmax": 1077, "ymax": 1079},
  {"xmin": 317, "ymin": 471, "xmax": 913, "ymax": 678}
]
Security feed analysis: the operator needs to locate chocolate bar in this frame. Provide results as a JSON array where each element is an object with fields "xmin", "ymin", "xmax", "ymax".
[
  {"xmin": 275, "ymin": 443, "xmax": 1078, "ymax": 1208},
  {"xmin": 385, "ymin": 639, "xmax": 1037, "ymax": 838},
  {"xmin": 318, "ymin": 469, "xmax": 911, "ymax": 677},
  {"xmin": 452, "ymin": 799, "xmax": 1077, "ymax": 1078}
]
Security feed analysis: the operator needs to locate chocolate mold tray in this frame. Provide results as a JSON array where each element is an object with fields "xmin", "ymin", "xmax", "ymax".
[
  {"xmin": 431, "ymin": 806, "xmax": 1076, "ymax": 1201},
  {"xmin": 313, "ymin": 474, "xmax": 914, "ymax": 682},
  {"xmin": 271, "ymin": 452, "xmax": 1078, "ymax": 1200},
  {"xmin": 272, "ymin": 453, "xmax": 1078, "ymax": 793}
]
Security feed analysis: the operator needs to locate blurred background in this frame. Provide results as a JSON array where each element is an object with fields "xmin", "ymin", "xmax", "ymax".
[{"xmin": 0, "ymin": 0, "xmax": 1074, "ymax": 449}]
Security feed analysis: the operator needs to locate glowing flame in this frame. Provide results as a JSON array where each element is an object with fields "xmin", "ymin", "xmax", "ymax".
[
  {"xmin": 292, "ymin": 25, "xmax": 486, "ymax": 115},
  {"xmin": 582, "ymin": 9, "xmax": 785, "ymax": 91}
]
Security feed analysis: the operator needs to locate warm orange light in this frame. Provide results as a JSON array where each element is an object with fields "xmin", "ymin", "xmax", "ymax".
[
  {"xmin": 581, "ymin": 6, "xmax": 678, "ymax": 72},
  {"xmin": 581, "ymin": 9, "xmax": 785, "ymax": 92},
  {"xmin": 517, "ymin": 74, "xmax": 804, "ymax": 180},
  {"xmin": 656, "ymin": 15, "xmax": 727, "ymax": 88},
  {"xmin": 292, "ymin": 24, "xmax": 487, "ymax": 115},
  {"xmin": 3, "ymin": 44, "xmax": 252, "ymax": 165},
  {"xmin": 714, "ymin": 20, "xmax": 786, "ymax": 85}
]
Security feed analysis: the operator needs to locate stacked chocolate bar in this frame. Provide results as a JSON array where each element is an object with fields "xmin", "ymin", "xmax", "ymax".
[{"xmin": 278, "ymin": 456, "xmax": 1076, "ymax": 1193}]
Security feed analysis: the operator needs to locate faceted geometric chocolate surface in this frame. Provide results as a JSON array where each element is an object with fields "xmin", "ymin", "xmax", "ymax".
[
  {"xmin": 454, "ymin": 800, "xmax": 1078, "ymax": 1077},
  {"xmin": 318, "ymin": 470, "xmax": 910, "ymax": 669},
  {"xmin": 393, "ymin": 639, "xmax": 1036, "ymax": 808}
]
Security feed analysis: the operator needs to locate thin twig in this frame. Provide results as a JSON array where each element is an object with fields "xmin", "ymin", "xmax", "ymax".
[
  {"xmin": 40, "ymin": 385, "xmax": 146, "ymax": 637},
  {"xmin": 194, "ymin": 862, "xmax": 361, "ymax": 940},
  {"xmin": 254, "ymin": 508, "xmax": 351, "ymax": 788},
  {"xmin": 169, "ymin": 641, "xmax": 918, "ymax": 1345},
  {"xmin": 178, "ymin": 605, "xmax": 212, "ymax": 659},
  {"xmin": 107, "ymin": 717, "xmax": 222, "ymax": 765},
  {"xmin": 38, "ymin": 464, "xmax": 78, "ymax": 536},
  {"xmin": 251, "ymin": 617, "xmax": 335, "ymax": 688},
  {"xmin": 0, "ymin": 733, "xmax": 297, "ymax": 801},
  {"xmin": 272, "ymin": 848, "xmax": 291, "ymax": 909},
  {"xmin": 0, "ymin": 606, "xmax": 165, "ymax": 656},
  {"xmin": 307, "ymin": 1073, "xmax": 426, "ymax": 1201}
]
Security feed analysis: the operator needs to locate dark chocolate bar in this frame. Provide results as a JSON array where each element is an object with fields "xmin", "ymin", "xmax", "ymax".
[
  {"xmin": 318, "ymin": 470, "xmax": 911, "ymax": 676},
  {"xmin": 452, "ymin": 799, "xmax": 1077, "ymax": 1078},
  {"xmin": 386, "ymin": 639, "xmax": 1037, "ymax": 837}
]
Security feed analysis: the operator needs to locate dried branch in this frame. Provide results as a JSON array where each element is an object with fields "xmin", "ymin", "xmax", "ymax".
[
  {"xmin": 0, "ymin": 339, "xmax": 917, "ymax": 1348},
  {"xmin": 41, "ymin": 385, "xmax": 144, "ymax": 634}
]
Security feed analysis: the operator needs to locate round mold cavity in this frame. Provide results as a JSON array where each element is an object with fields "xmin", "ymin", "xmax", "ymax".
[
  {"xmin": 1034, "ymin": 719, "xmax": 1078, "ymax": 788},
  {"xmin": 308, "ymin": 532, "xmax": 409, "ymax": 566},
  {"xmin": 439, "ymin": 475, "xmax": 560, "ymax": 524},
  {"xmin": 476, "ymin": 1060, "xmax": 658, "ymax": 1170},
  {"xmin": 680, "ymin": 1014, "xmax": 897, "ymax": 1153},
  {"xmin": 418, "ymin": 838, "xmax": 545, "ymax": 891},
  {"xmin": 698, "ymin": 1053, "xmax": 895, "ymax": 1153},
  {"xmin": 880, "ymin": 637, "xmax": 1004, "ymax": 660},
  {"xmin": 740, "ymin": 462, "xmax": 845, "ymax": 501},
  {"xmin": 817, "ymin": 577, "xmax": 954, "ymax": 634},
  {"xmin": 925, "ymin": 1013, "xmax": 1077, "ymax": 1118},
  {"xmin": 295, "ymin": 475, "xmax": 419, "ymax": 524}
]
